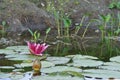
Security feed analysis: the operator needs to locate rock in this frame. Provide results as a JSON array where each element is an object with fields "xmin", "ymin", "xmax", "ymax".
[{"xmin": 0, "ymin": 0, "xmax": 55, "ymax": 38}]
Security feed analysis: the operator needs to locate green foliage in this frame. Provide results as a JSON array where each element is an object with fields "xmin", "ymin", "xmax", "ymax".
[
  {"xmin": 44, "ymin": 27, "xmax": 51, "ymax": 42},
  {"xmin": 28, "ymin": 29, "xmax": 40, "ymax": 42},
  {"xmin": 46, "ymin": 27, "xmax": 51, "ymax": 34},
  {"xmin": 109, "ymin": 1, "xmax": 120, "ymax": 9}
]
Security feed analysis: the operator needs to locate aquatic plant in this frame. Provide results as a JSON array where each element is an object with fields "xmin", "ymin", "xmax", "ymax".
[
  {"xmin": 27, "ymin": 41, "xmax": 49, "ymax": 56},
  {"xmin": 28, "ymin": 29, "xmax": 40, "ymax": 43}
]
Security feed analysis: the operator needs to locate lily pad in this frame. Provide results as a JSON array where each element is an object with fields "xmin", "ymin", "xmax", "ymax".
[
  {"xmin": 0, "ymin": 66, "xmax": 15, "ymax": 69},
  {"xmin": 110, "ymin": 56, "xmax": 120, "ymax": 63},
  {"xmin": 5, "ymin": 46, "xmax": 29, "ymax": 54},
  {"xmin": 41, "ymin": 61, "xmax": 55, "ymax": 68},
  {"xmin": 73, "ymin": 55, "xmax": 98, "ymax": 60},
  {"xmin": 41, "ymin": 66, "xmax": 82, "ymax": 73},
  {"xmin": 68, "ymin": 59, "xmax": 103, "ymax": 67},
  {"xmin": 6, "ymin": 46, "xmax": 28, "ymax": 50},
  {"xmin": 0, "ymin": 49, "xmax": 16, "ymax": 54},
  {"xmin": 32, "ymin": 75, "xmax": 84, "ymax": 80},
  {"xmin": 12, "ymin": 69, "xmax": 24, "ymax": 72},
  {"xmin": 14, "ymin": 61, "xmax": 55, "ymax": 69},
  {"xmin": 83, "ymin": 69, "xmax": 120, "ymax": 78},
  {"xmin": 6, "ymin": 54, "xmax": 36, "ymax": 61},
  {"xmin": 0, "ymin": 73, "xmax": 12, "ymax": 78},
  {"xmin": 46, "ymin": 57, "xmax": 70, "ymax": 65},
  {"xmin": 49, "ymin": 71, "xmax": 83, "ymax": 77},
  {"xmin": 14, "ymin": 63, "xmax": 33, "ymax": 68},
  {"xmin": 10, "ymin": 73, "xmax": 24, "ymax": 80},
  {"xmin": 99, "ymin": 62, "xmax": 120, "ymax": 71}
]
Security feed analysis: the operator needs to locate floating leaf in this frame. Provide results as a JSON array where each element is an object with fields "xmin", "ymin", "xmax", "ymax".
[
  {"xmin": 41, "ymin": 66, "xmax": 82, "ymax": 73},
  {"xmin": 14, "ymin": 63, "xmax": 33, "ymax": 68},
  {"xmin": 68, "ymin": 59, "xmax": 103, "ymax": 67},
  {"xmin": 0, "ymin": 66, "xmax": 14, "ymax": 69},
  {"xmin": 83, "ymin": 69, "xmax": 120, "ymax": 78},
  {"xmin": 0, "ymin": 72, "xmax": 11, "ymax": 78},
  {"xmin": 110, "ymin": 56, "xmax": 120, "ymax": 63},
  {"xmin": 73, "ymin": 55, "xmax": 98, "ymax": 60},
  {"xmin": 0, "ymin": 49, "xmax": 16, "ymax": 54},
  {"xmin": 41, "ymin": 61, "xmax": 55, "ymax": 68},
  {"xmin": 32, "ymin": 75, "xmax": 84, "ymax": 80},
  {"xmin": 99, "ymin": 62, "xmax": 120, "ymax": 71},
  {"xmin": 5, "ymin": 46, "xmax": 29, "ymax": 53},
  {"xmin": 6, "ymin": 54, "xmax": 36, "ymax": 61},
  {"xmin": 46, "ymin": 57, "xmax": 70, "ymax": 65}
]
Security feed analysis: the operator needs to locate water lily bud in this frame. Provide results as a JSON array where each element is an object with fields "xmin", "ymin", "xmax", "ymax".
[{"xmin": 32, "ymin": 59, "xmax": 41, "ymax": 71}]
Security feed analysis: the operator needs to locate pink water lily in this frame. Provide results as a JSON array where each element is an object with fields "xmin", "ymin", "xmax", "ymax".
[{"xmin": 27, "ymin": 41, "xmax": 49, "ymax": 56}]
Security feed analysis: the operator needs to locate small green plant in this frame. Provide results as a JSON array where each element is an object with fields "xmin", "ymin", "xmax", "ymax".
[
  {"xmin": 74, "ymin": 15, "xmax": 86, "ymax": 35},
  {"xmin": 63, "ymin": 15, "xmax": 71, "ymax": 38},
  {"xmin": 99, "ymin": 14, "xmax": 111, "ymax": 41},
  {"xmin": 44, "ymin": 27, "xmax": 51, "ymax": 42},
  {"xmin": 28, "ymin": 29, "xmax": 40, "ymax": 42}
]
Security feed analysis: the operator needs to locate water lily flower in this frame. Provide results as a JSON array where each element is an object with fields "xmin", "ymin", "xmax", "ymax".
[{"xmin": 27, "ymin": 41, "xmax": 49, "ymax": 56}]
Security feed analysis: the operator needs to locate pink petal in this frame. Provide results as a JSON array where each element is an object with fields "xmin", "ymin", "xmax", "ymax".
[
  {"xmin": 40, "ymin": 43, "xmax": 49, "ymax": 53},
  {"xmin": 35, "ymin": 44, "xmax": 41, "ymax": 54},
  {"xmin": 42, "ymin": 45, "xmax": 49, "ymax": 52}
]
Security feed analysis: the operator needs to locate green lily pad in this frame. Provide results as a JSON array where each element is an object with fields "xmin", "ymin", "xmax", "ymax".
[
  {"xmin": 10, "ymin": 73, "xmax": 23, "ymax": 80},
  {"xmin": 83, "ymin": 69, "xmax": 120, "ymax": 78},
  {"xmin": 68, "ymin": 59, "xmax": 103, "ymax": 67},
  {"xmin": 99, "ymin": 62, "xmax": 120, "ymax": 71},
  {"xmin": 0, "ymin": 73, "xmax": 12, "ymax": 78},
  {"xmin": 32, "ymin": 75, "xmax": 84, "ymax": 80},
  {"xmin": 6, "ymin": 54, "xmax": 36, "ymax": 61},
  {"xmin": 5, "ymin": 46, "xmax": 29, "ymax": 54},
  {"xmin": 14, "ymin": 62, "xmax": 33, "ymax": 68},
  {"xmin": 0, "ymin": 49, "xmax": 17, "ymax": 54},
  {"xmin": 6, "ymin": 46, "xmax": 28, "ymax": 50},
  {"xmin": 73, "ymin": 55, "xmax": 98, "ymax": 60},
  {"xmin": 46, "ymin": 57, "xmax": 70, "ymax": 65},
  {"xmin": 49, "ymin": 71, "xmax": 83, "ymax": 77},
  {"xmin": 41, "ymin": 61, "xmax": 55, "ymax": 68},
  {"xmin": 12, "ymin": 69, "xmax": 24, "ymax": 72},
  {"xmin": 41, "ymin": 66, "xmax": 82, "ymax": 73},
  {"xmin": 110, "ymin": 56, "xmax": 120, "ymax": 63},
  {"xmin": 14, "ymin": 60, "xmax": 55, "ymax": 69},
  {"xmin": 0, "ymin": 66, "xmax": 15, "ymax": 69}
]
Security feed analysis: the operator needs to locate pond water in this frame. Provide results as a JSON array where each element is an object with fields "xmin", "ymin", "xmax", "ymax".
[{"xmin": 0, "ymin": 46, "xmax": 120, "ymax": 80}]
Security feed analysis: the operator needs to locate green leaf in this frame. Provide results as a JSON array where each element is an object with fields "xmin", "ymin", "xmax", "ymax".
[
  {"xmin": 28, "ymin": 29, "xmax": 33, "ymax": 36},
  {"xmin": 63, "ymin": 17, "xmax": 71, "ymax": 28},
  {"xmin": 33, "ymin": 31, "xmax": 37, "ymax": 41},
  {"xmin": 109, "ymin": 2, "xmax": 116, "ymax": 9},
  {"xmin": 46, "ymin": 27, "xmax": 51, "ymax": 34},
  {"xmin": 105, "ymin": 14, "xmax": 111, "ymax": 23}
]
